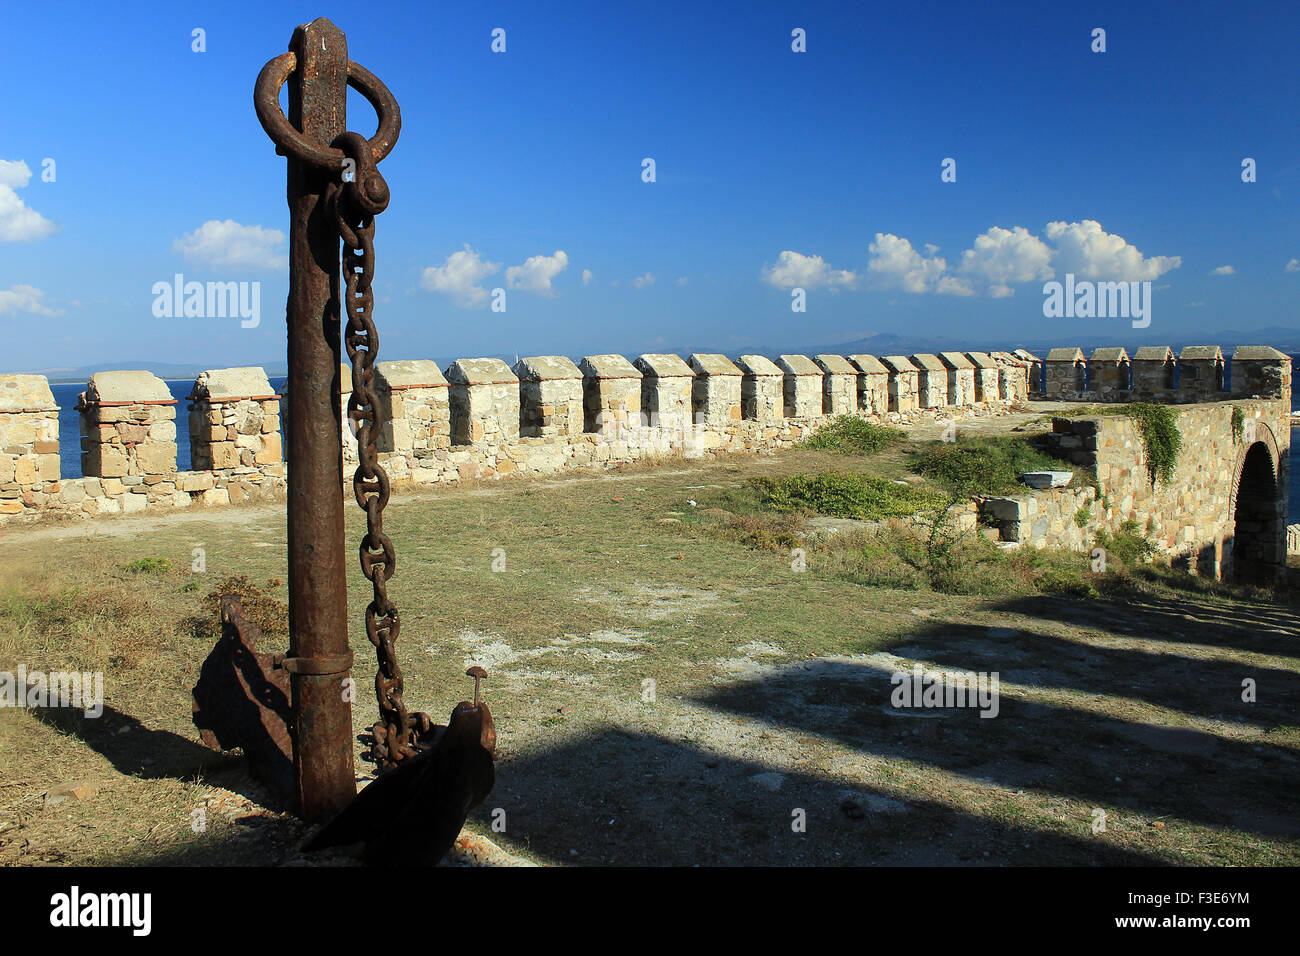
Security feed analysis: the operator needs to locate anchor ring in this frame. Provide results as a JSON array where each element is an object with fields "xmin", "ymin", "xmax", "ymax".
[{"xmin": 254, "ymin": 52, "xmax": 400, "ymax": 170}]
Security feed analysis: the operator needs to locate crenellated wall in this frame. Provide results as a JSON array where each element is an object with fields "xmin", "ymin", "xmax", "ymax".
[
  {"xmin": 1, "ymin": 343, "xmax": 1290, "ymax": 585},
  {"xmin": 0, "ymin": 347, "xmax": 1031, "ymax": 523}
]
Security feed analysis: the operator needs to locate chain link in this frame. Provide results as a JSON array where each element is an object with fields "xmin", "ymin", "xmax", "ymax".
[{"xmin": 327, "ymin": 132, "xmax": 432, "ymax": 768}]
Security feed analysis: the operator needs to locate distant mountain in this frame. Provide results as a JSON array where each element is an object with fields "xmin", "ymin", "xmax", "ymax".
[
  {"xmin": 8, "ymin": 324, "xmax": 1297, "ymax": 383},
  {"xmin": 15, "ymin": 360, "xmax": 289, "ymax": 384}
]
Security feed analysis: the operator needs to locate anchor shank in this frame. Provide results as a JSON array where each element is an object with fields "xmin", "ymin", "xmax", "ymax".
[{"xmin": 284, "ymin": 17, "xmax": 355, "ymax": 821}]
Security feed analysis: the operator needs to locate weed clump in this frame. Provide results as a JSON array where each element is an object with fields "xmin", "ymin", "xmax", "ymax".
[
  {"xmin": 748, "ymin": 472, "xmax": 948, "ymax": 521},
  {"xmin": 120, "ymin": 557, "xmax": 174, "ymax": 574},
  {"xmin": 194, "ymin": 574, "xmax": 289, "ymax": 642},
  {"xmin": 800, "ymin": 416, "xmax": 905, "ymax": 456},
  {"xmin": 1093, "ymin": 520, "xmax": 1155, "ymax": 568}
]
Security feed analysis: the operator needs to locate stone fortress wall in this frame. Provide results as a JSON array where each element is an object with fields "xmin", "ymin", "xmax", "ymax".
[
  {"xmin": 0, "ymin": 349, "xmax": 1034, "ymax": 524},
  {"xmin": 985, "ymin": 345, "xmax": 1291, "ymax": 580},
  {"xmin": 0, "ymin": 344, "xmax": 1291, "ymax": 584}
]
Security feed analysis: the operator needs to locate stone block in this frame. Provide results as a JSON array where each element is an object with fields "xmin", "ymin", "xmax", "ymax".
[
  {"xmin": 688, "ymin": 353, "xmax": 742, "ymax": 425},
  {"xmin": 85, "ymin": 370, "xmax": 173, "ymax": 404},
  {"xmin": 135, "ymin": 442, "xmax": 178, "ymax": 475},
  {"xmin": 0, "ymin": 374, "xmax": 57, "ymax": 413},
  {"xmin": 191, "ymin": 367, "xmax": 275, "ymax": 402}
]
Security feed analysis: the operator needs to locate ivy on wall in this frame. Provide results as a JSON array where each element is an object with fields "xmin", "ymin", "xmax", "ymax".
[{"xmin": 1119, "ymin": 402, "xmax": 1182, "ymax": 485}]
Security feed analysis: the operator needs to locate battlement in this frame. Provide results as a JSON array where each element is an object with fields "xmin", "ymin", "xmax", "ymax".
[
  {"xmin": 1023, "ymin": 344, "xmax": 1291, "ymax": 404},
  {"xmin": 0, "ymin": 344, "xmax": 1289, "ymax": 525}
]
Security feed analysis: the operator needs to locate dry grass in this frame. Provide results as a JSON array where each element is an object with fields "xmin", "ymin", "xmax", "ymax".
[{"xmin": 0, "ymin": 430, "xmax": 1297, "ymax": 866}]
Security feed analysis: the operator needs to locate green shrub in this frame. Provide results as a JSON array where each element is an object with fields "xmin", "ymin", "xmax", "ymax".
[
  {"xmin": 800, "ymin": 416, "xmax": 905, "ymax": 456},
  {"xmin": 909, "ymin": 435, "xmax": 1085, "ymax": 496},
  {"xmin": 747, "ymin": 472, "xmax": 949, "ymax": 521},
  {"xmin": 1074, "ymin": 506, "xmax": 1091, "ymax": 528},
  {"xmin": 1094, "ymin": 520, "xmax": 1155, "ymax": 568},
  {"xmin": 1036, "ymin": 567, "xmax": 1101, "ymax": 599}
]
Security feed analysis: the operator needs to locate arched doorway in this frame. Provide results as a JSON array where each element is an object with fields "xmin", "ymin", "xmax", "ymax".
[{"xmin": 1230, "ymin": 441, "xmax": 1284, "ymax": 585}]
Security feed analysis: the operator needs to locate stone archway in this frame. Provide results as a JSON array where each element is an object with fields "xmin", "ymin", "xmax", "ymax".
[{"xmin": 1228, "ymin": 429, "xmax": 1285, "ymax": 586}]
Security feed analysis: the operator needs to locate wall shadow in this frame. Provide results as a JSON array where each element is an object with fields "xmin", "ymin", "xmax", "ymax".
[
  {"xmin": 689, "ymin": 656, "xmax": 1300, "ymax": 842},
  {"xmin": 477, "ymin": 729, "xmax": 1166, "ymax": 866}
]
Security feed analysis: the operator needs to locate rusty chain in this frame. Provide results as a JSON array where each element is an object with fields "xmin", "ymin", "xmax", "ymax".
[{"xmin": 326, "ymin": 132, "xmax": 433, "ymax": 768}]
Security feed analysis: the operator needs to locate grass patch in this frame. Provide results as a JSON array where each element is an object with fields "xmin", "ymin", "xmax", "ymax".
[
  {"xmin": 799, "ymin": 415, "xmax": 905, "ymax": 456},
  {"xmin": 710, "ymin": 511, "xmax": 806, "ymax": 551},
  {"xmin": 823, "ymin": 511, "xmax": 1105, "ymax": 597},
  {"xmin": 120, "ymin": 557, "xmax": 174, "ymax": 574},
  {"xmin": 909, "ymin": 435, "xmax": 1085, "ymax": 496},
  {"xmin": 747, "ymin": 471, "xmax": 949, "ymax": 521}
]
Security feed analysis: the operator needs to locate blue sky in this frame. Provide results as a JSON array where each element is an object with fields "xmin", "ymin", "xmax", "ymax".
[{"xmin": 2, "ymin": 0, "xmax": 1298, "ymax": 373}]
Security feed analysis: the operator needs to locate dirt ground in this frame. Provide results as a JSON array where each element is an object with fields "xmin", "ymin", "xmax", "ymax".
[{"xmin": 1, "ymin": 415, "xmax": 1297, "ymax": 866}]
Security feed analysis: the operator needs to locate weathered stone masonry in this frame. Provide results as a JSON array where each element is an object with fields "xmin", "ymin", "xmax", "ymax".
[
  {"xmin": 0, "ymin": 347, "xmax": 1035, "ymax": 525},
  {"xmin": 7, "ymin": 343, "xmax": 1288, "ymax": 584},
  {"xmin": 979, "ymin": 345, "xmax": 1291, "ymax": 582}
]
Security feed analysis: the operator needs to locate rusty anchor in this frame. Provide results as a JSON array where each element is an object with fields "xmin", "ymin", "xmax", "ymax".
[{"xmin": 192, "ymin": 18, "xmax": 496, "ymax": 840}]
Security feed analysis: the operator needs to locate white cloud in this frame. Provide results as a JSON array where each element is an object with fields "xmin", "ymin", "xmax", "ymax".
[
  {"xmin": 958, "ymin": 225, "xmax": 1053, "ymax": 298},
  {"xmin": 763, "ymin": 250, "xmax": 857, "ymax": 290},
  {"xmin": 676, "ymin": 276, "xmax": 689, "ymax": 286},
  {"xmin": 0, "ymin": 160, "xmax": 57, "ymax": 242},
  {"xmin": 867, "ymin": 234, "xmax": 948, "ymax": 293},
  {"xmin": 1044, "ymin": 219, "xmax": 1181, "ymax": 281},
  {"xmin": 582, "ymin": 268, "xmax": 593, "ymax": 285},
  {"xmin": 0, "ymin": 160, "xmax": 30, "ymax": 188},
  {"xmin": 937, "ymin": 275, "xmax": 976, "ymax": 297},
  {"xmin": 419, "ymin": 244, "xmax": 501, "ymax": 308},
  {"xmin": 505, "ymin": 249, "xmax": 568, "ymax": 296},
  {"xmin": 0, "ymin": 284, "xmax": 61, "ymax": 317},
  {"xmin": 632, "ymin": 272, "xmax": 656, "ymax": 289},
  {"xmin": 173, "ymin": 219, "xmax": 285, "ymax": 270},
  {"xmin": 1285, "ymin": 258, "xmax": 1299, "ymax": 273},
  {"xmin": 1210, "ymin": 265, "xmax": 1235, "ymax": 276}
]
